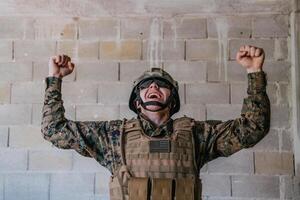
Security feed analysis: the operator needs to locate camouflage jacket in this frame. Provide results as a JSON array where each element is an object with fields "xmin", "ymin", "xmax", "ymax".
[{"xmin": 41, "ymin": 72, "xmax": 270, "ymax": 174}]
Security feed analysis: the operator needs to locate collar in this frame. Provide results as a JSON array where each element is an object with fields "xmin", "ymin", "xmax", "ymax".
[{"xmin": 138, "ymin": 114, "xmax": 173, "ymax": 137}]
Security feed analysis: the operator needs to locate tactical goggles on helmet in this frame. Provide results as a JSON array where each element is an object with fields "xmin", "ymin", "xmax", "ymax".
[{"xmin": 138, "ymin": 78, "xmax": 172, "ymax": 90}]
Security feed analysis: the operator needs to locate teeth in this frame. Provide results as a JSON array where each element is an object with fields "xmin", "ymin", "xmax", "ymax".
[{"xmin": 148, "ymin": 93, "xmax": 159, "ymax": 98}]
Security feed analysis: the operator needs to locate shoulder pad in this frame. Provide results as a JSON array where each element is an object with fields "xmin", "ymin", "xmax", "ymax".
[
  {"xmin": 173, "ymin": 116, "xmax": 195, "ymax": 128},
  {"xmin": 122, "ymin": 118, "xmax": 141, "ymax": 133},
  {"xmin": 205, "ymin": 120, "xmax": 222, "ymax": 126}
]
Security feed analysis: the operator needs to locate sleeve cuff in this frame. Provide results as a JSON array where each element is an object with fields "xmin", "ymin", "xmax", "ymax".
[
  {"xmin": 247, "ymin": 71, "xmax": 267, "ymax": 95},
  {"xmin": 45, "ymin": 76, "xmax": 62, "ymax": 91}
]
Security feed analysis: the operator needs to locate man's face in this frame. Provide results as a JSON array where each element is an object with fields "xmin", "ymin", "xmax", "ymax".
[{"xmin": 136, "ymin": 79, "xmax": 171, "ymax": 112}]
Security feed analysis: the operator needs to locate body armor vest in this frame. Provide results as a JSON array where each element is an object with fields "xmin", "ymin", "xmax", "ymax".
[{"xmin": 109, "ymin": 117, "xmax": 201, "ymax": 200}]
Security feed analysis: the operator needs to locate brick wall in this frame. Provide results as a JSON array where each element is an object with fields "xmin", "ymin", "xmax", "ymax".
[{"xmin": 0, "ymin": 0, "xmax": 299, "ymax": 200}]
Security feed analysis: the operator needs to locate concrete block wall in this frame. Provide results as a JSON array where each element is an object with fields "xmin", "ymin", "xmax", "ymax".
[{"xmin": 0, "ymin": 0, "xmax": 298, "ymax": 199}]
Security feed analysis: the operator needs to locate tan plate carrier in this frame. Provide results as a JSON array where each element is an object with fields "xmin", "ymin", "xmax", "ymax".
[{"xmin": 109, "ymin": 117, "xmax": 202, "ymax": 200}]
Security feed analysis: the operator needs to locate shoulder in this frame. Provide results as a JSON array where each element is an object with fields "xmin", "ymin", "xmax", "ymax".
[
  {"xmin": 204, "ymin": 120, "xmax": 223, "ymax": 126},
  {"xmin": 107, "ymin": 117, "xmax": 140, "ymax": 131},
  {"xmin": 107, "ymin": 119, "xmax": 124, "ymax": 127},
  {"xmin": 122, "ymin": 117, "xmax": 141, "ymax": 131},
  {"xmin": 173, "ymin": 116, "xmax": 195, "ymax": 128},
  {"xmin": 173, "ymin": 116, "xmax": 194, "ymax": 122},
  {"xmin": 106, "ymin": 119, "xmax": 126, "ymax": 132}
]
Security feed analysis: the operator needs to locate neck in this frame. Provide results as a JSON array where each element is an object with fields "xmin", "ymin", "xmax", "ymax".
[{"xmin": 140, "ymin": 108, "xmax": 170, "ymax": 127}]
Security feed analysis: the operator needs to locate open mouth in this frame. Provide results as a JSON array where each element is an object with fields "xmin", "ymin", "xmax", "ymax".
[{"xmin": 147, "ymin": 93, "xmax": 161, "ymax": 99}]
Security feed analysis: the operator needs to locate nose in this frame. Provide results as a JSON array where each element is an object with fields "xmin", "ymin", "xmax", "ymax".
[{"xmin": 149, "ymin": 82, "xmax": 159, "ymax": 89}]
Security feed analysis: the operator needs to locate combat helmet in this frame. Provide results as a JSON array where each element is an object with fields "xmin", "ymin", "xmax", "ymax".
[{"xmin": 129, "ymin": 68, "xmax": 180, "ymax": 116}]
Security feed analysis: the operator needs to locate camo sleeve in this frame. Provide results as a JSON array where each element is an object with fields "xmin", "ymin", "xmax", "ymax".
[
  {"xmin": 195, "ymin": 71, "xmax": 270, "ymax": 168},
  {"xmin": 41, "ymin": 77, "xmax": 123, "ymax": 173}
]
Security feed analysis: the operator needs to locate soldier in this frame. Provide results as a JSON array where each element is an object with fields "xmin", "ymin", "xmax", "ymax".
[{"xmin": 42, "ymin": 45, "xmax": 270, "ymax": 200}]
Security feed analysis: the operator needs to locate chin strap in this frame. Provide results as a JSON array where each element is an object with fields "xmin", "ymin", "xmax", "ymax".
[{"xmin": 138, "ymin": 95, "xmax": 173, "ymax": 112}]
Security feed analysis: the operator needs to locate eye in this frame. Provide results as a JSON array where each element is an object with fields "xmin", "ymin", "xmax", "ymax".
[
  {"xmin": 159, "ymin": 84, "xmax": 169, "ymax": 89},
  {"xmin": 156, "ymin": 80, "xmax": 171, "ymax": 89},
  {"xmin": 139, "ymin": 85, "xmax": 147, "ymax": 90},
  {"xmin": 138, "ymin": 80, "xmax": 152, "ymax": 90}
]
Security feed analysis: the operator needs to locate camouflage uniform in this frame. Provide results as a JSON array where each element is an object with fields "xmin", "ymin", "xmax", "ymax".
[{"xmin": 42, "ymin": 71, "xmax": 270, "ymax": 189}]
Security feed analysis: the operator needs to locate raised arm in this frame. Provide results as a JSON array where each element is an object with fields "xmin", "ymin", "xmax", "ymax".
[
  {"xmin": 41, "ymin": 55, "xmax": 122, "ymax": 172},
  {"xmin": 195, "ymin": 46, "xmax": 270, "ymax": 167}
]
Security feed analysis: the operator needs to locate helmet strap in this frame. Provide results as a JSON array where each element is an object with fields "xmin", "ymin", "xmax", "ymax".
[
  {"xmin": 138, "ymin": 94, "xmax": 173, "ymax": 113},
  {"xmin": 141, "ymin": 101, "xmax": 168, "ymax": 112}
]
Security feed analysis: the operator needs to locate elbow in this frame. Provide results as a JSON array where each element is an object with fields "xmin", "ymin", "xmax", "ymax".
[
  {"xmin": 241, "ymin": 97, "xmax": 271, "ymax": 148},
  {"xmin": 241, "ymin": 115, "xmax": 271, "ymax": 148},
  {"xmin": 245, "ymin": 128, "xmax": 269, "ymax": 148},
  {"xmin": 258, "ymin": 109, "xmax": 271, "ymax": 139},
  {"xmin": 262, "ymin": 119, "xmax": 270, "ymax": 137},
  {"xmin": 41, "ymin": 117, "xmax": 53, "ymax": 137},
  {"xmin": 41, "ymin": 123, "xmax": 55, "ymax": 141},
  {"xmin": 41, "ymin": 120, "xmax": 63, "ymax": 140},
  {"xmin": 40, "ymin": 123, "xmax": 68, "ymax": 149},
  {"xmin": 255, "ymin": 123, "xmax": 270, "ymax": 145},
  {"xmin": 41, "ymin": 116, "xmax": 67, "ymax": 136}
]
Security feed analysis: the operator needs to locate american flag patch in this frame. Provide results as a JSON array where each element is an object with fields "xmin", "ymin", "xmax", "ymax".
[{"xmin": 149, "ymin": 140, "xmax": 171, "ymax": 153}]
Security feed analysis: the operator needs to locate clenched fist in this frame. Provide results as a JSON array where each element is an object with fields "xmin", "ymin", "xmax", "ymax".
[
  {"xmin": 48, "ymin": 55, "xmax": 75, "ymax": 78},
  {"xmin": 236, "ymin": 45, "xmax": 265, "ymax": 73}
]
